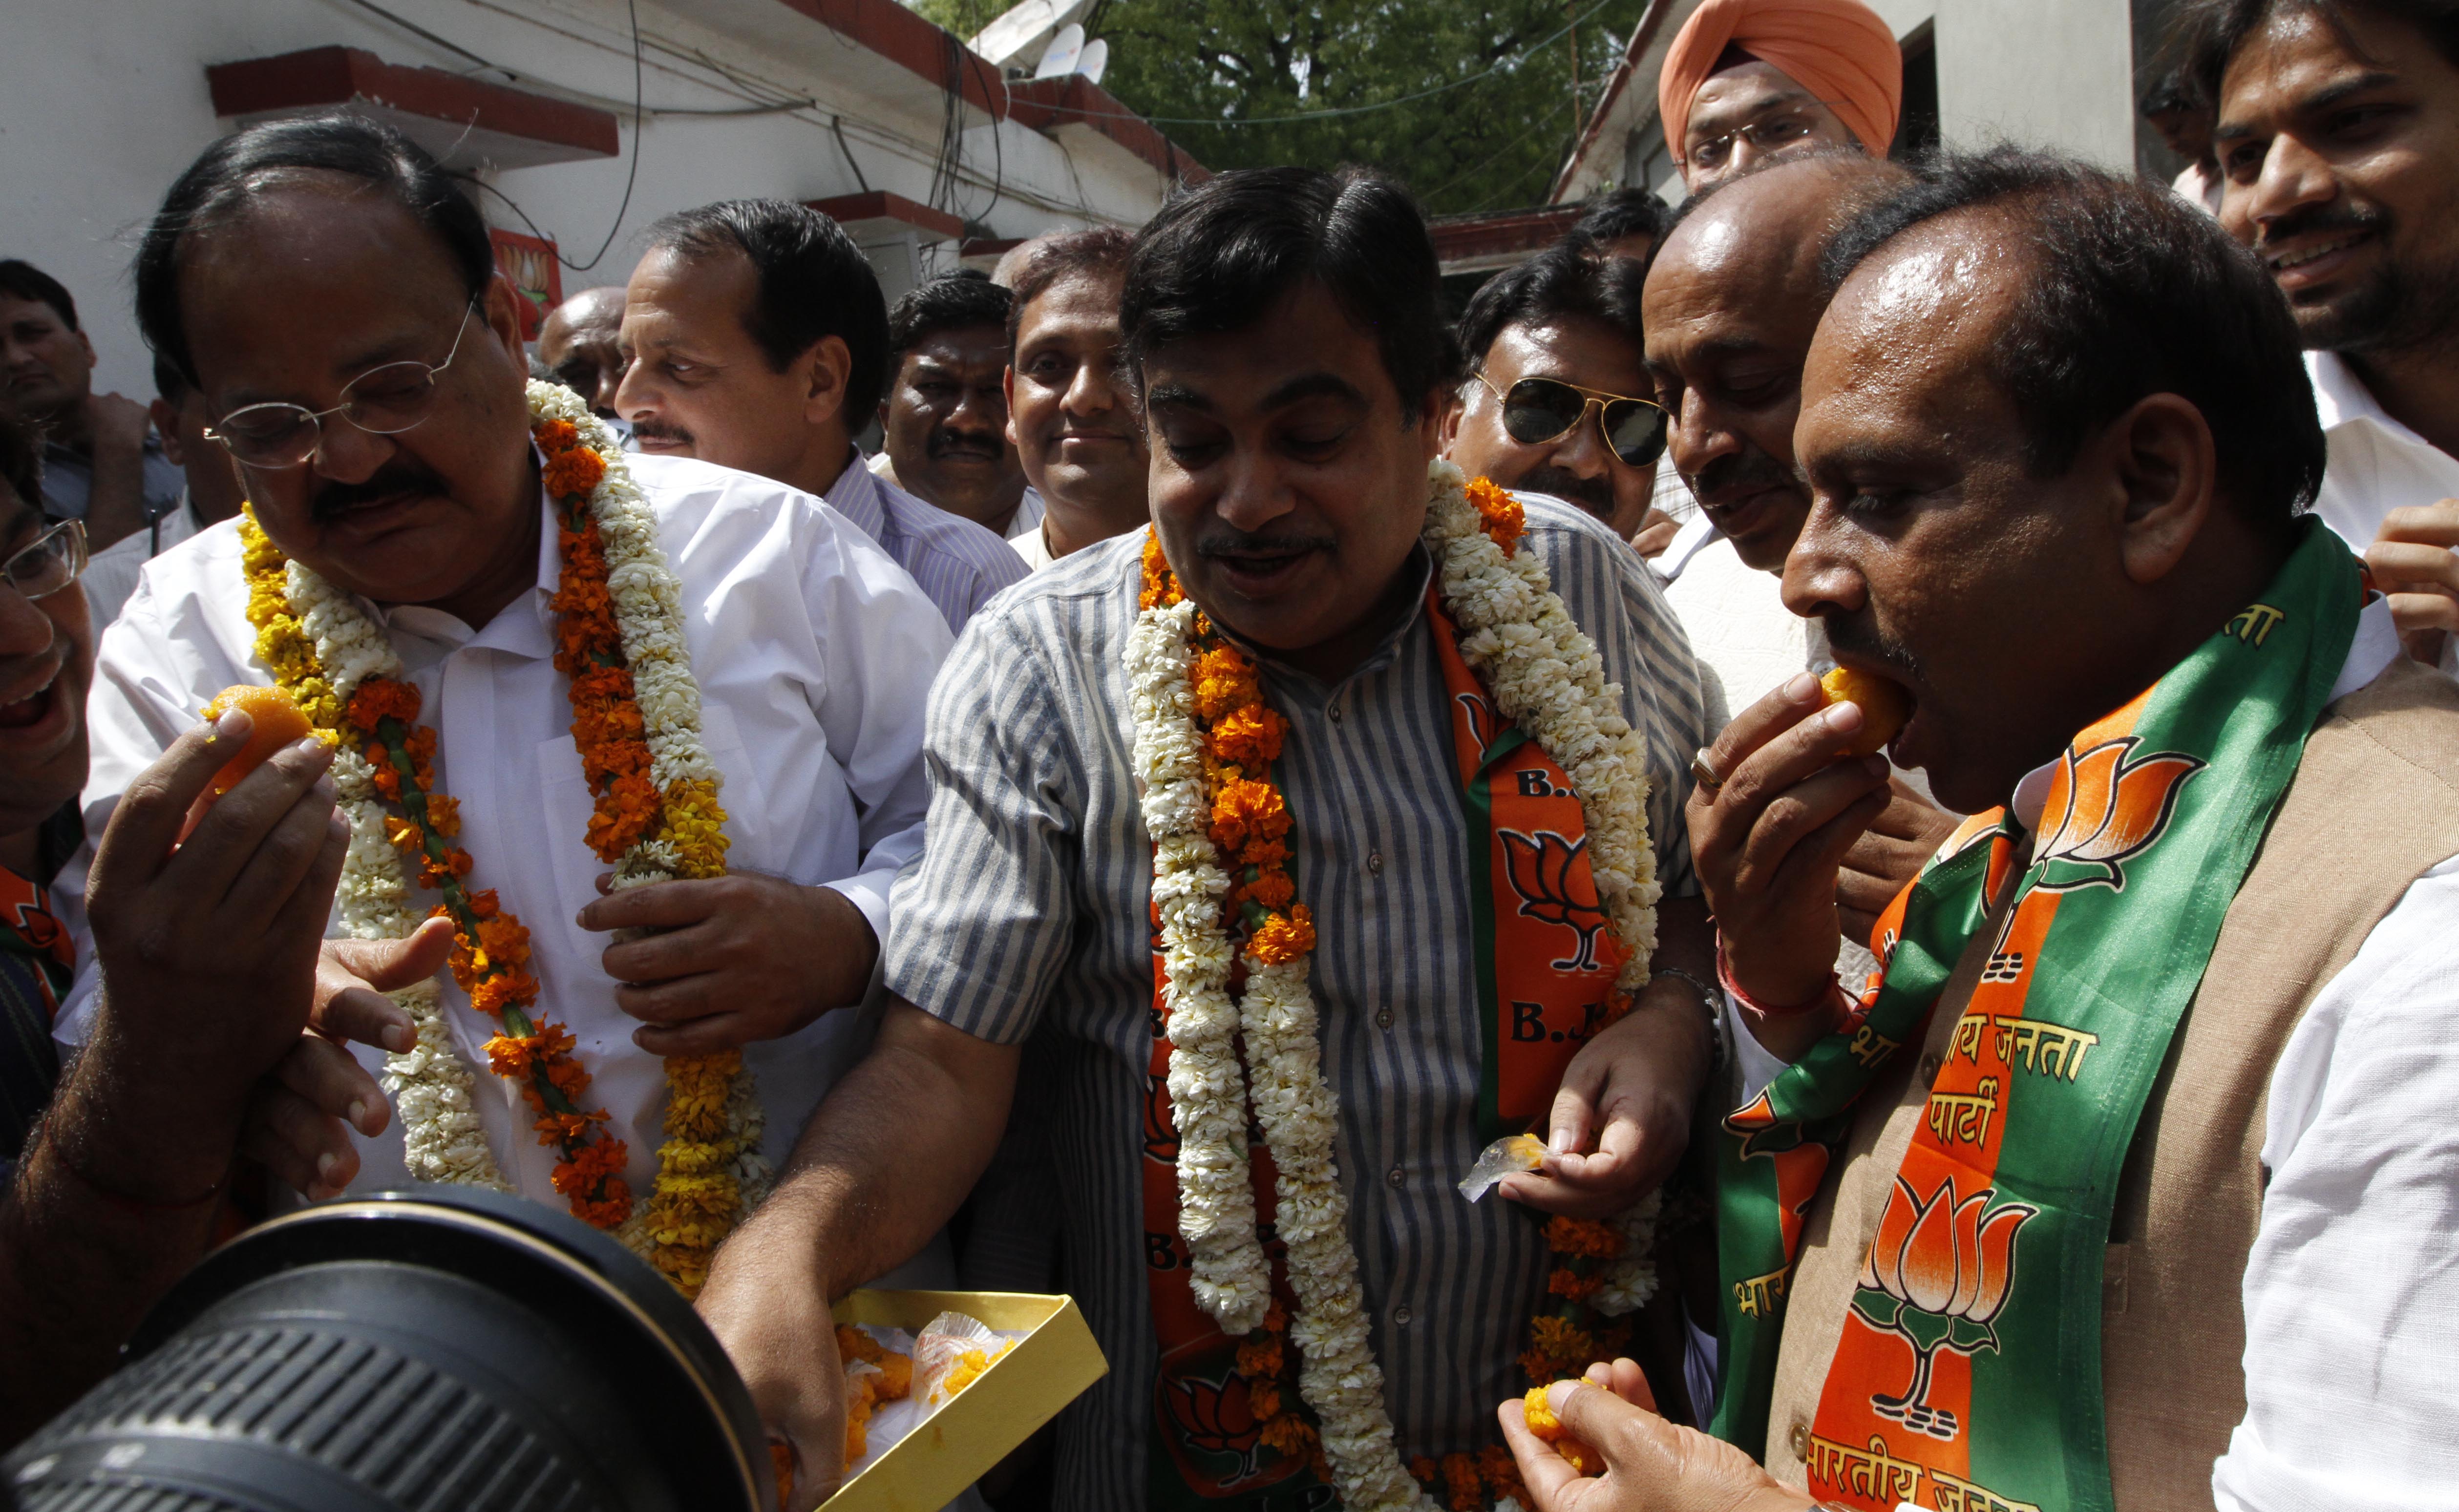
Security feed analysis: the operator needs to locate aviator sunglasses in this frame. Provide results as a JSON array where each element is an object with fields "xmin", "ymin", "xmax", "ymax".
[{"xmin": 1475, "ymin": 372, "xmax": 1669, "ymax": 468}]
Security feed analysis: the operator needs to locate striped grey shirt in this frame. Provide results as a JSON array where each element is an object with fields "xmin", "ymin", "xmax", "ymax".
[
  {"xmin": 885, "ymin": 494, "xmax": 1707, "ymax": 1503},
  {"xmin": 824, "ymin": 453, "xmax": 1029, "ymax": 633}
]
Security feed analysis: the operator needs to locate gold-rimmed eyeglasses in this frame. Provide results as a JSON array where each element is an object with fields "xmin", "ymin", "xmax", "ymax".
[
  {"xmin": 1475, "ymin": 371, "xmax": 1670, "ymax": 468},
  {"xmin": 204, "ymin": 299, "xmax": 483, "ymax": 469}
]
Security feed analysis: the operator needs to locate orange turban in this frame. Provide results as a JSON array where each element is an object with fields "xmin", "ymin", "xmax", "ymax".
[{"xmin": 1657, "ymin": 0, "xmax": 1903, "ymax": 168}]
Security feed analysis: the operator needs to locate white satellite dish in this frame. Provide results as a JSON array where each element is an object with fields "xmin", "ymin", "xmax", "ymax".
[
  {"xmin": 1033, "ymin": 23, "xmax": 1084, "ymax": 80},
  {"xmin": 1076, "ymin": 38, "xmax": 1108, "ymax": 85}
]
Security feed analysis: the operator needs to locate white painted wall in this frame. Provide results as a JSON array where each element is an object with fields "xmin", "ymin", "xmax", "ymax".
[{"xmin": 0, "ymin": 0, "xmax": 1173, "ymax": 401}]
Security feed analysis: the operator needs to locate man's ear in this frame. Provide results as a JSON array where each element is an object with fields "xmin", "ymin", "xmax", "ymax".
[
  {"xmin": 801, "ymin": 335, "xmax": 854, "ymax": 429},
  {"xmin": 2107, "ymin": 392, "xmax": 2217, "ymax": 587},
  {"xmin": 151, "ymin": 398, "xmax": 184, "ymax": 465},
  {"xmin": 1435, "ymin": 387, "xmax": 1466, "ymax": 456},
  {"xmin": 481, "ymin": 274, "xmax": 529, "ymax": 362}
]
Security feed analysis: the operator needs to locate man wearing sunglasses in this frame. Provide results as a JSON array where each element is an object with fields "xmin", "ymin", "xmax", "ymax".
[
  {"xmin": 1442, "ymin": 245, "xmax": 1669, "ymax": 543},
  {"xmin": 70, "ymin": 116, "xmax": 951, "ymax": 1233},
  {"xmin": 0, "ymin": 406, "xmax": 380, "ymax": 1444},
  {"xmin": 1656, "ymin": 0, "xmax": 1903, "ymax": 195}
]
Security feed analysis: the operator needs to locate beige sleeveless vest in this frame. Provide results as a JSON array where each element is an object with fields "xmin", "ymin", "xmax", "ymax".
[{"xmin": 1756, "ymin": 657, "xmax": 2459, "ymax": 1509}]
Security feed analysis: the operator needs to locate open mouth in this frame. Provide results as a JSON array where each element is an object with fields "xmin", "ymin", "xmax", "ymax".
[
  {"xmin": 2269, "ymin": 231, "xmax": 2370, "ymax": 271},
  {"xmin": 1208, "ymin": 544, "xmax": 1322, "ymax": 594},
  {"xmin": 0, "ymin": 665, "xmax": 62, "ymax": 734}
]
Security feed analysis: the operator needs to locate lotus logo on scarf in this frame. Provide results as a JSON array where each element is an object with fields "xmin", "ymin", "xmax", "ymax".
[
  {"xmin": 1499, "ymin": 829, "xmax": 1611, "ymax": 970},
  {"xmin": 2032, "ymin": 736, "xmax": 2203, "ymax": 893},
  {"xmin": 1850, "ymin": 1175, "xmax": 2037, "ymax": 1442}
]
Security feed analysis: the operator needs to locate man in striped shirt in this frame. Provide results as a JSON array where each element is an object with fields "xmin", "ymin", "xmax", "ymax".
[
  {"xmin": 614, "ymin": 199, "xmax": 1024, "ymax": 632},
  {"xmin": 699, "ymin": 168, "xmax": 1719, "ymax": 1505}
]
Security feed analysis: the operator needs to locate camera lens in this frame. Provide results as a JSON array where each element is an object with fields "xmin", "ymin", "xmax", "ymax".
[{"xmin": 3, "ymin": 1189, "xmax": 773, "ymax": 1512}]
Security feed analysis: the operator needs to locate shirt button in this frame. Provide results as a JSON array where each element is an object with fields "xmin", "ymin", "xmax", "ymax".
[
  {"xmin": 1386, "ymin": 1166, "xmax": 1405, "ymax": 1189},
  {"xmin": 1788, "ymin": 1420, "xmax": 1810, "ymax": 1459},
  {"xmin": 1328, "ymin": 704, "xmax": 1344, "ymax": 724},
  {"xmin": 1392, "ymin": 1304, "xmax": 1413, "ymax": 1326},
  {"xmin": 1367, "ymin": 851, "xmax": 1384, "ymax": 876},
  {"xmin": 1375, "ymin": 1006, "xmax": 1394, "ymax": 1029},
  {"xmin": 1920, "ymin": 1053, "xmax": 1942, "ymax": 1084}
]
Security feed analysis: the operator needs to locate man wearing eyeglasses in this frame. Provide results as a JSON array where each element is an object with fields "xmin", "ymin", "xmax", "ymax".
[
  {"xmin": 0, "ymin": 405, "xmax": 384, "ymax": 1445},
  {"xmin": 1441, "ymin": 245, "xmax": 1670, "ymax": 545},
  {"xmin": 68, "ymin": 116, "xmax": 952, "ymax": 1238},
  {"xmin": 1655, "ymin": 0, "xmax": 1903, "ymax": 195}
]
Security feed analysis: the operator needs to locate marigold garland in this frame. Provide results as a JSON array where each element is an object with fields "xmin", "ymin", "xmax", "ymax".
[
  {"xmin": 1128, "ymin": 463, "xmax": 1666, "ymax": 1511},
  {"xmin": 233, "ymin": 382, "xmax": 768, "ymax": 1291}
]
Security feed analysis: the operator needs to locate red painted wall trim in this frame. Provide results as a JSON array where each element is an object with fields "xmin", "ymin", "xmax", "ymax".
[
  {"xmin": 807, "ymin": 190, "xmax": 967, "ymax": 242},
  {"xmin": 207, "ymin": 45, "xmax": 619, "ymax": 156},
  {"xmin": 761, "ymin": 0, "xmax": 1008, "ymax": 120},
  {"xmin": 1427, "ymin": 206, "xmax": 1584, "ymax": 263},
  {"xmin": 1006, "ymin": 74, "xmax": 1208, "ymax": 184}
]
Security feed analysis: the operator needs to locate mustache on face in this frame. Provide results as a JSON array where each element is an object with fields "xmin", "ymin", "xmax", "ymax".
[
  {"xmin": 1195, "ymin": 529, "xmax": 1339, "ymax": 560},
  {"xmin": 1822, "ymin": 610, "xmax": 1925, "ymax": 687},
  {"xmin": 2259, "ymin": 200, "xmax": 2389, "ymax": 255},
  {"xmin": 925, "ymin": 427, "xmax": 1006, "ymax": 462},
  {"xmin": 630, "ymin": 418, "xmax": 694, "ymax": 446},
  {"xmin": 311, "ymin": 460, "xmax": 452, "ymax": 522},
  {"xmin": 1684, "ymin": 441, "xmax": 1802, "ymax": 505},
  {"xmin": 1513, "ymin": 465, "xmax": 1615, "ymax": 518}
]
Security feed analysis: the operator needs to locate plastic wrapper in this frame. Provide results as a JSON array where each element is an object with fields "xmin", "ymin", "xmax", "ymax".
[
  {"xmin": 1457, "ymin": 1133, "xmax": 1547, "ymax": 1202},
  {"xmin": 912, "ymin": 1310, "xmax": 1024, "ymax": 1412}
]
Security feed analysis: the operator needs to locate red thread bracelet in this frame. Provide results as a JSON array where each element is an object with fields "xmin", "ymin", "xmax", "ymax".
[{"xmin": 1717, "ymin": 933, "xmax": 1853, "ymax": 1021}]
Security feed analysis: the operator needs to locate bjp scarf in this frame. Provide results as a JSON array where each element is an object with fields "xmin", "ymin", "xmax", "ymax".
[
  {"xmin": 1141, "ymin": 584, "xmax": 1628, "ymax": 1506},
  {"xmin": 1711, "ymin": 520, "xmax": 2361, "ymax": 1512}
]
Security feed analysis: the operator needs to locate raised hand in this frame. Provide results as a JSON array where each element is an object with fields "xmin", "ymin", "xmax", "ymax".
[{"xmin": 1686, "ymin": 673, "xmax": 1891, "ymax": 1056}]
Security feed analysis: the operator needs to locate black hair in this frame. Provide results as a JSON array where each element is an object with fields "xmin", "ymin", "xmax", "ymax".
[
  {"xmin": 643, "ymin": 199, "xmax": 890, "ymax": 420},
  {"xmin": 1456, "ymin": 246, "xmax": 1649, "ymax": 369},
  {"xmin": 135, "ymin": 114, "xmax": 494, "ymax": 389},
  {"xmin": 1821, "ymin": 146, "xmax": 2324, "ymax": 524},
  {"xmin": 1563, "ymin": 189, "xmax": 1672, "ymax": 256},
  {"xmin": 1007, "ymin": 227, "xmax": 1136, "ymax": 350},
  {"xmin": 887, "ymin": 269, "xmax": 1011, "ymax": 370},
  {"xmin": 0, "ymin": 405, "xmax": 40, "ymax": 514},
  {"xmin": 1120, "ymin": 166, "xmax": 1462, "ymax": 419},
  {"xmin": 0, "ymin": 260, "xmax": 78, "ymax": 332},
  {"xmin": 2183, "ymin": 0, "xmax": 2459, "ymax": 107},
  {"xmin": 151, "ymin": 351, "xmax": 189, "ymax": 406}
]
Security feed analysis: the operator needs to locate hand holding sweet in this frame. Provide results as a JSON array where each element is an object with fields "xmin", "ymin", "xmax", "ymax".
[
  {"xmin": 1499, "ymin": 970, "xmax": 1711, "ymax": 1219},
  {"xmin": 78, "ymin": 706, "xmax": 349, "ymax": 1194},
  {"xmin": 2363, "ymin": 500, "xmax": 2459, "ymax": 665},
  {"xmin": 1686, "ymin": 674, "xmax": 1892, "ymax": 1049},
  {"xmin": 581, "ymin": 872, "xmax": 877, "ymax": 1054},
  {"xmin": 1500, "ymin": 1363, "xmax": 1814, "ymax": 1512}
]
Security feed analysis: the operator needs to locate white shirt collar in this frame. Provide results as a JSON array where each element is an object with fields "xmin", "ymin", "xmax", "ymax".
[
  {"xmin": 1652, "ymin": 510, "xmax": 1723, "ymax": 584},
  {"xmin": 2306, "ymin": 350, "xmax": 2441, "ymax": 453},
  {"xmin": 371, "ymin": 445, "xmax": 559, "ymax": 662},
  {"xmin": 2008, "ymin": 591, "xmax": 2404, "ymax": 831}
]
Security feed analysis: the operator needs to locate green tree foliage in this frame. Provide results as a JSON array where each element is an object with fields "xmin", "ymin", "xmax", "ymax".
[{"xmin": 916, "ymin": 0, "xmax": 1652, "ymax": 215}]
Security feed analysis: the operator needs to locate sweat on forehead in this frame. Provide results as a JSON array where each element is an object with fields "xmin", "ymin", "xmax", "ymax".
[{"xmin": 1656, "ymin": 151, "xmax": 1908, "ymax": 282}]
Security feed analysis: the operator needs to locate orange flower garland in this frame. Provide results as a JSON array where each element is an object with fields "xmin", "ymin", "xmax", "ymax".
[{"xmin": 343, "ymin": 673, "xmax": 634, "ymax": 1228}]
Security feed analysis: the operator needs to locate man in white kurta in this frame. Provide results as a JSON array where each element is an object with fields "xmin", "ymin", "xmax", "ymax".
[{"xmin": 68, "ymin": 449, "xmax": 949, "ymax": 1201}]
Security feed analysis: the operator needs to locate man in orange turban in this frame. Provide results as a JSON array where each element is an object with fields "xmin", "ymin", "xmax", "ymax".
[{"xmin": 1657, "ymin": 0, "xmax": 1902, "ymax": 192}]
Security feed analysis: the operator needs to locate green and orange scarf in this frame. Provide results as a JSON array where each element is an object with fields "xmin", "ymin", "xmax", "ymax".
[
  {"xmin": 1711, "ymin": 520, "xmax": 2362, "ymax": 1511},
  {"xmin": 1142, "ymin": 581, "xmax": 1628, "ymax": 1507}
]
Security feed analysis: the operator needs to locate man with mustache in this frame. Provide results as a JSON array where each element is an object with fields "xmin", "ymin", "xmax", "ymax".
[
  {"xmin": 1643, "ymin": 150, "xmax": 1946, "ymax": 960},
  {"xmin": 616, "ymin": 200, "xmax": 1024, "ymax": 634},
  {"xmin": 1656, "ymin": 0, "xmax": 1903, "ymax": 196},
  {"xmin": 1441, "ymin": 245, "xmax": 1670, "ymax": 545},
  {"xmin": 697, "ymin": 165, "xmax": 1721, "ymax": 1505},
  {"xmin": 1512, "ymin": 148, "xmax": 2459, "ymax": 1512},
  {"xmin": 872, "ymin": 270, "xmax": 1035, "ymax": 543},
  {"xmin": 0, "ymin": 404, "xmax": 380, "ymax": 1444},
  {"xmin": 2194, "ymin": 0, "xmax": 2459, "ymax": 671},
  {"xmin": 71, "ymin": 116, "xmax": 952, "ymax": 1260},
  {"xmin": 1001, "ymin": 227, "xmax": 1149, "ymax": 569}
]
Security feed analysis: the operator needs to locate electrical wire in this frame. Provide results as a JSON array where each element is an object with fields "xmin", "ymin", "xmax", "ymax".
[
  {"xmin": 340, "ymin": 0, "xmax": 813, "ymax": 115},
  {"xmin": 556, "ymin": 0, "xmax": 644, "ymax": 272}
]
